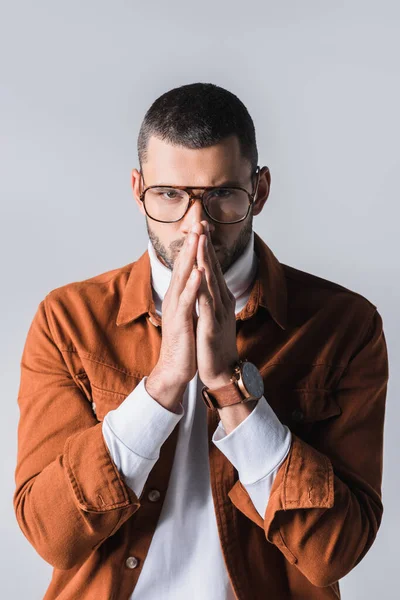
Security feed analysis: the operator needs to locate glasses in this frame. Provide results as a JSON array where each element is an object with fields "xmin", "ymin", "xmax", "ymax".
[{"xmin": 139, "ymin": 166, "xmax": 261, "ymax": 224}]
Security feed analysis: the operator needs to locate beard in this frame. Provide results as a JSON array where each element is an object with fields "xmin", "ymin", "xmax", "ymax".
[{"xmin": 145, "ymin": 211, "xmax": 253, "ymax": 274}]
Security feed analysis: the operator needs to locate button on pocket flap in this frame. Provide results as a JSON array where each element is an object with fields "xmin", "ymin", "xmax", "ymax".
[
  {"xmin": 74, "ymin": 371, "xmax": 92, "ymax": 402},
  {"xmin": 74, "ymin": 363, "xmax": 142, "ymax": 421},
  {"xmin": 75, "ymin": 357, "xmax": 144, "ymax": 421},
  {"xmin": 90, "ymin": 384, "xmax": 133, "ymax": 421}
]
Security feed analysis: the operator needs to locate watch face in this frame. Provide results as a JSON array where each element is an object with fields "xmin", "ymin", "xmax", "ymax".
[{"xmin": 242, "ymin": 362, "xmax": 264, "ymax": 398}]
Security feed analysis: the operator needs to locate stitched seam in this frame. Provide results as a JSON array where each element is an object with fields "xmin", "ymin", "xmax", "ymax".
[
  {"xmin": 91, "ymin": 381, "xmax": 136, "ymax": 397},
  {"xmin": 71, "ymin": 352, "xmax": 145, "ymax": 378},
  {"xmin": 278, "ymin": 530, "xmax": 297, "ymax": 563},
  {"xmin": 278, "ymin": 530, "xmax": 297, "ymax": 562}
]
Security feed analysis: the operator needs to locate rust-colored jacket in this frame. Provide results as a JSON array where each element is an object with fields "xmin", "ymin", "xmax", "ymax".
[{"xmin": 13, "ymin": 232, "xmax": 389, "ymax": 599}]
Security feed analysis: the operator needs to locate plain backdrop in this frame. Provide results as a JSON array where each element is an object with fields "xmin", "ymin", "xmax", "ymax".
[{"xmin": 1, "ymin": 1, "xmax": 399, "ymax": 598}]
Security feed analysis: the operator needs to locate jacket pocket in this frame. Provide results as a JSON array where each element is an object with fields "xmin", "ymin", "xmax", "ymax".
[
  {"xmin": 275, "ymin": 388, "xmax": 342, "ymax": 437},
  {"xmin": 290, "ymin": 388, "xmax": 342, "ymax": 422},
  {"xmin": 89, "ymin": 384, "xmax": 131, "ymax": 422},
  {"xmin": 75, "ymin": 358, "xmax": 143, "ymax": 421}
]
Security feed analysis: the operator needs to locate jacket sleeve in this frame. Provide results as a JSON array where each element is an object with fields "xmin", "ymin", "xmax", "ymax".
[
  {"xmin": 13, "ymin": 298, "xmax": 142, "ymax": 570},
  {"xmin": 227, "ymin": 307, "xmax": 389, "ymax": 588},
  {"xmin": 102, "ymin": 376, "xmax": 184, "ymax": 498},
  {"xmin": 212, "ymin": 395, "xmax": 292, "ymax": 518}
]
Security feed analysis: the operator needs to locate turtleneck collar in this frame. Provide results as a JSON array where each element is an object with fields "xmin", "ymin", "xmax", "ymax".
[{"xmin": 148, "ymin": 230, "xmax": 258, "ymax": 316}]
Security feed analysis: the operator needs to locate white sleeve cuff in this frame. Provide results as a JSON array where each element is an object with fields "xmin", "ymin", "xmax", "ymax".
[
  {"xmin": 102, "ymin": 376, "xmax": 184, "ymax": 497},
  {"xmin": 241, "ymin": 441, "xmax": 292, "ymax": 518},
  {"xmin": 104, "ymin": 376, "xmax": 184, "ymax": 459},
  {"xmin": 212, "ymin": 395, "xmax": 292, "ymax": 485}
]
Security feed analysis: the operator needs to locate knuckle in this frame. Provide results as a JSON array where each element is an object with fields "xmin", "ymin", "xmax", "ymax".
[{"xmin": 179, "ymin": 289, "xmax": 192, "ymax": 307}]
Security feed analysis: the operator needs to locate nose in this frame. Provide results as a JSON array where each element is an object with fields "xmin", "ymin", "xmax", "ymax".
[{"xmin": 181, "ymin": 193, "xmax": 215, "ymax": 235}]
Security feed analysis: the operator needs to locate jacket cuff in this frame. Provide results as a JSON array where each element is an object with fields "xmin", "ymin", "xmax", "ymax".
[
  {"xmin": 64, "ymin": 422, "xmax": 140, "ymax": 512},
  {"xmin": 228, "ymin": 433, "xmax": 334, "ymax": 538}
]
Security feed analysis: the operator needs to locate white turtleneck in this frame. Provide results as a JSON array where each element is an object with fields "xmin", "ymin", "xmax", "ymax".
[{"xmin": 102, "ymin": 231, "xmax": 292, "ymax": 600}]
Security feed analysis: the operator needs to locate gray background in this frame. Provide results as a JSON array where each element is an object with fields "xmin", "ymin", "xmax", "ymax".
[{"xmin": 1, "ymin": 1, "xmax": 398, "ymax": 598}]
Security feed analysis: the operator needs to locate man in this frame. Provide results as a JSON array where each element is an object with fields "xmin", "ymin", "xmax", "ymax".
[{"xmin": 14, "ymin": 83, "xmax": 389, "ymax": 600}]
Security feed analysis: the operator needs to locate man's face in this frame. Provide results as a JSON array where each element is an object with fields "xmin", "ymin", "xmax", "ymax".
[{"xmin": 131, "ymin": 134, "xmax": 269, "ymax": 274}]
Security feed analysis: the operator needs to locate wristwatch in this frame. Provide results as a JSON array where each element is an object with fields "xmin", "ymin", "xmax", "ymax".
[{"xmin": 201, "ymin": 359, "xmax": 264, "ymax": 410}]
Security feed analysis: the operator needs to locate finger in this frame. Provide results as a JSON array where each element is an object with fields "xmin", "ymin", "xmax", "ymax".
[
  {"xmin": 197, "ymin": 266, "xmax": 216, "ymax": 320},
  {"xmin": 170, "ymin": 221, "xmax": 205, "ymax": 300},
  {"xmin": 197, "ymin": 232, "xmax": 223, "ymax": 316},
  {"xmin": 169, "ymin": 229, "xmax": 199, "ymax": 301},
  {"xmin": 178, "ymin": 266, "xmax": 202, "ymax": 319},
  {"xmin": 201, "ymin": 221, "xmax": 233, "ymax": 308}
]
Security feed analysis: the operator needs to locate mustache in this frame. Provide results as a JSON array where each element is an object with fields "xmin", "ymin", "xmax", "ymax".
[{"xmin": 176, "ymin": 237, "xmax": 220, "ymax": 250}]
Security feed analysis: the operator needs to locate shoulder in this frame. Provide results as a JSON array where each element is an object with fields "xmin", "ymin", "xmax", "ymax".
[
  {"xmin": 45, "ymin": 261, "xmax": 134, "ymax": 303},
  {"xmin": 40, "ymin": 260, "xmax": 138, "ymax": 339},
  {"xmin": 281, "ymin": 262, "xmax": 378, "ymax": 324}
]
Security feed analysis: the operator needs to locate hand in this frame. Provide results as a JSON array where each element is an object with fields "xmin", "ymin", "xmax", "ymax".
[
  {"xmin": 193, "ymin": 220, "xmax": 240, "ymax": 389},
  {"xmin": 146, "ymin": 226, "xmax": 202, "ymax": 405}
]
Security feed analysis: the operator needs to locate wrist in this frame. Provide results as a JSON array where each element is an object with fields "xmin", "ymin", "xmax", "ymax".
[
  {"xmin": 204, "ymin": 372, "xmax": 233, "ymax": 390},
  {"xmin": 146, "ymin": 368, "xmax": 187, "ymax": 413},
  {"xmin": 202, "ymin": 358, "xmax": 240, "ymax": 390}
]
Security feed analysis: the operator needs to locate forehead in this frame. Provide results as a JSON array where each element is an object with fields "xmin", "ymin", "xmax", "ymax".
[{"xmin": 142, "ymin": 134, "xmax": 251, "ymax": 186}]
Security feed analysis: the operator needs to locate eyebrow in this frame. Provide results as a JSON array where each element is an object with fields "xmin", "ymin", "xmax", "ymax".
[
  {"xmin": 154, "ymin": 179, "xmax": 244, "ymax": 188},
  {"xmin": 216, "ymin": 179, "xmax": 243, "ymax": 187}
]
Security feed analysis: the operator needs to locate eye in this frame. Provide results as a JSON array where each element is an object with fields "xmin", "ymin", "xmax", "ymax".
[
  {"xmin": 151, "ymin": 187, "xmax": 186, "ymax": 201},
  {"xmin": 209, "ymin": 188, "xmax": 232, "ymax": 198},
  {"xmin": 161, "ymin": 191, "xmax": 178, "ymax": 199}
]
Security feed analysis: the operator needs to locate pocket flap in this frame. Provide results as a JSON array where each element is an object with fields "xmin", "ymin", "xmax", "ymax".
[{"xmin": 288, "ymin": 389, "xmax": 342, "ymax": 424}]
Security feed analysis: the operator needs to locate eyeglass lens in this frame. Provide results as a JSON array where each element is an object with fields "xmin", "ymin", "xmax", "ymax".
[{"xmin": 143, "ymin": 187, "xmax": 250, "ymax": 223}]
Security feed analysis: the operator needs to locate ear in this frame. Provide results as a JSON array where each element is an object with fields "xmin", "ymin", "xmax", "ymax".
[
  {"xmin": 252, "ymin": 166, "xmax": 271, "ymax": 216},
  {"xmin": 131, "ymin": 168, "xmax": 146, "ymax": 216}
]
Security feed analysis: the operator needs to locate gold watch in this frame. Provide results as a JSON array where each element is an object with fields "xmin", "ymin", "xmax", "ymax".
[{"xmin": 201, "ymin": 359, "xmax": 264, "ymax": 410}]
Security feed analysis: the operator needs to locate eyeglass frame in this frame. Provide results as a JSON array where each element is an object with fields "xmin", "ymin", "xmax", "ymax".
[{"xmin": 138, "ymin": 165, "xmax": 262, "ymax": 224}]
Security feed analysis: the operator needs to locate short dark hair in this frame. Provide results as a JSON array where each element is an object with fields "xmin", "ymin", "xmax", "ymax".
[{"xmin": 137, "ymin": 82, "xmax": 258, "ymax": 174}]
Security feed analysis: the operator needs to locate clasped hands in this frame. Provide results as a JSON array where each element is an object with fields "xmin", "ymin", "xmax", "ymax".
[
  {"xmin": 191, "ymin": 220, "xmax": 240, "ymax": 389},
  {"xmin": 155, "ymin": 220, "xmax": 240, "ymax": 395}
]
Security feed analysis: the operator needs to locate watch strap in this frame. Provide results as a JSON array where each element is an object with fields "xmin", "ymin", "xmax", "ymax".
[{"xmin": 201, "ymin": 380, "xmax": 245, "ymax": 410}]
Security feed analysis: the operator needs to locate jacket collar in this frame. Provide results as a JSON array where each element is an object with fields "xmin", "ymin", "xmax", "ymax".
[{"xmin": 116, "ymin": 231, "xmax": 287, "ymax": 330}]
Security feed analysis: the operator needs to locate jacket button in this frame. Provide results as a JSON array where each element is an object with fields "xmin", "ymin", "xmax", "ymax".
[
  {"xmin": 148, "ymin": 489, "xmax": 161, "ymax": 502},
  {"xmin": 125, "ymin": 556, "xmax": 139, "ymax": 569},
  {"xmin": 291, "ymin": 408, "xmax": 304, "ymax": 422}
]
